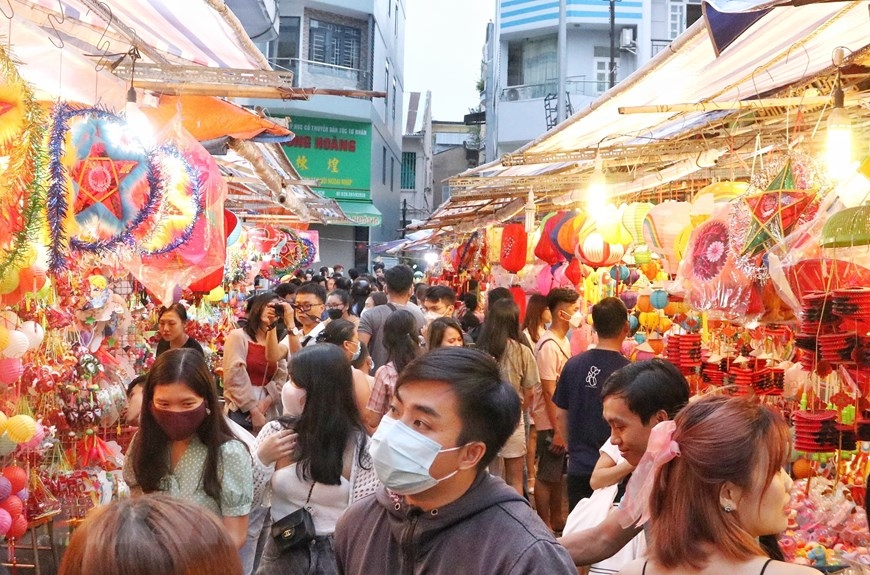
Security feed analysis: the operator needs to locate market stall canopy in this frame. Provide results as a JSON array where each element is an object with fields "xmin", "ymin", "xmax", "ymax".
[
  {"xmin": 218, "ymin": 140, "xmax": 353, "ymax": 226},
  {"xmin": 421, "ymin": 1, "xmax": 870, "ymax": 232},
  {"xmin": 141, "ymin": 95, "xmax": 292, "ymax": 142},
  {"xmin": 6, "ymin": 0, "xmax": 269, "ymax": 108}
]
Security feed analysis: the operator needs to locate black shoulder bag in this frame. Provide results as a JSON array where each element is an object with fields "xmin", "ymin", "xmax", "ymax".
[{"xmin": 271, "ymin": 482, "xmax": 316, "ymax": 552}]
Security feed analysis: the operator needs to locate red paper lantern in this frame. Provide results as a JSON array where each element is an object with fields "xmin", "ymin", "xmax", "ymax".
[
  {"xmin": 500, "ymin": 224, "xmax": 528, "ymax": 273},
  {"xmin": 535, "ymin": 212, "xmax": 566, "ymax": 266},
  {"xmin": 6, "ymin": 513, "xmax": 26, "ymax": 539},
  {"xmin": 564, "ymin": 258, "xmax": 583, "ymax": 286},
  {"xmin": 1, "ymin": 468, "xmax": 25, "ymax": 495},
  {"xmin": 510, "ymin": 285, "xmax": 527, "ymax": 323},
  {"xmin": 576, "ymin": 232, "xmax": 625, "ymax": 269},
  {"xmin": 0, "ymin": 495, "xmax": 22, "ymax": 518}
]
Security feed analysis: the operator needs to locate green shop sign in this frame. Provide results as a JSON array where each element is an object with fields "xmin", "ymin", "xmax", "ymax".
[{"xmin": 283, "ymin": 116, "xmax": 372, "ymax": 201}]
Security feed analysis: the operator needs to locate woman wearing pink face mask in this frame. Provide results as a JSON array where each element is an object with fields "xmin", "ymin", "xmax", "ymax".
[{"xmin": 123, "ymin": 349, "xmax": 254, "ymax": 550}]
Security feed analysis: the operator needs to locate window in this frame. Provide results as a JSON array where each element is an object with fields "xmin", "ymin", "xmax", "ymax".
[
  {"xmin": 401, "ymin": 152, "xmax": 416, "ymax": 189},
  {"xmin": 385, "ymin": 61, "xmax": 390, "ymax": 114},
  {"xmin": 506, "ymin": 35, "xmax": 557, "ymax": 87},
  {"xmin": 390, "ymin": 157, "xmax": 395, "ymax": 191},
  {"xmin": 309, "ymin": 19, "xmax": 361, "ymax": 69},
  {"xmin": 273, "ymin": 17, "xmax": 300, "ymax": 81},
  {"xmin": 593, "ymin": 54, "xmax": 619, "ymax": 94},
  {"xmin": 382, "ymin": 146, "xmax": 387, "ymax": 185},
  {"xmin": 668, "ymin": 1, "xmax": 686, "ymax": 40},
  {"xmin": 392, "ymin": 77, "xmax": 397, "ymax": 122}
]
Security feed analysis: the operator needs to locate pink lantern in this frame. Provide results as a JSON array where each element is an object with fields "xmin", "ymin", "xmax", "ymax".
[{"xmin": 0, "ymin": 359, "xmax": 22, "ymax": 385}]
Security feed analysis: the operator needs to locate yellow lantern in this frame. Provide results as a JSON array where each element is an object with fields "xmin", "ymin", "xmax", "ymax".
[
  {"xmin": 639, "ymin": 311, "xmax": 660, "ymax": 331},
  {"xmin": 5, "ymin": 414, "xmax": 35, "ymax": 444},
  {"xmin": 0, "ymin": 411, "xmax": 8, "ymax": 436},
  {"xmin": 622, "ymin": 202, "xmax": 653, "ymax": 244},
  {"xmin": 206, "ymin": 286, "xmax": 226, "ymax": 303}
]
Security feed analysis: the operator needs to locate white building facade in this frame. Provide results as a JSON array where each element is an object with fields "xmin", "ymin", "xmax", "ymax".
[
  {"xmin": 486, "ymin": 0, "xmax": 702, "ymax": 156},
  {"xmin": 246, "ymin": 0, "xmax": 406, "ymax": 271}
]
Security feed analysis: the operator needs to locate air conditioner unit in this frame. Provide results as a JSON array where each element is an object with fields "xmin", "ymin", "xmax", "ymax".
[
  {"xmin": 620, "ymin": 28, "xmax": 635, "ymax": 49},
  {"xmin": 506, "ymin": 88, "xmax": 520, "ymax": 101}
]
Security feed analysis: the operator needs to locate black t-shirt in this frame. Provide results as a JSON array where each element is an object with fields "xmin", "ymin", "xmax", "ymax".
[
  {"xmin": 553, "ymin": 348, "xmax": 629, "ymax": 475},
  {"xmin": 155, "ymin": 337, "xmax": 205, "ymax": 357}
]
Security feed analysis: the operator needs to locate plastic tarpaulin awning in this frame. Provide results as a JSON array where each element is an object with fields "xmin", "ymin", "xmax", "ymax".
[{"xmin": 335, "ymin": 201, "xmax": 383, "ymax": 227}]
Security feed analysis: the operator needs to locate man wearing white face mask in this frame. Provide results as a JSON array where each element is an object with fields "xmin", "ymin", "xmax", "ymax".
[
  {"xmin": 422, "ymin": 285, "xmax": 473, "ymax": 347},
  {"xmin": 554, "ymin": 296, "xmax": 630, "ymax": 512},
  {"xmin": 532, "ymin": 287, "xmax": 580, "ymax": 532},
  {"xmin": 334, "ymin": 347, "xmax": 577, "ymax": 574}
]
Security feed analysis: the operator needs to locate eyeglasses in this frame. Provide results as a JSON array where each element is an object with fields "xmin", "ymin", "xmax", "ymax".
[
  {"xmin": 293, "ymin": 303, "xmax": 324, "ymax": 312},
  {"xmin": 326, "ymin": 304, "xmax": 345, "ymax": 310}
]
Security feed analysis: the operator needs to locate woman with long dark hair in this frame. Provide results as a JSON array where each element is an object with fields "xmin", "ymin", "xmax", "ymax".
[
  {"xmin": 282, "ymin": 320, "xmax": 371, "ymax": 417},
  {"xmin": 476, "ymin": 298, "xmax": 539, "ymax": 495},
  {"xmin": 123, "ymin": 349, "xmax": 253, "ymax": 549},
  {"xmin": 425, "ymin": 316, "xmax": 465, "ymax": 349},
  {"xmin": 363, "ymin": 309, "xmax": 420, "ymax": 433},
  {"xmin": 253, "ymin": 345, "xmax": 378, "ymax": 575},
  {"xmin": 223, "ymin": 292, "xmax": 292, "ymax": 432}
]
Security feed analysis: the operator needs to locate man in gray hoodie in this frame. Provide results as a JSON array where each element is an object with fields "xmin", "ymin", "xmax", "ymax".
[{"xmin": 334, "ymin": 347, "xmax": 576, "ymax": 574}]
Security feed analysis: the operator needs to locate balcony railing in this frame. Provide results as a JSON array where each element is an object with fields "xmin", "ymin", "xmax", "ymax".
[
  {"xmin": 268, "ymin": 58, "xmax": 372, "ymax": 91},
  {"xmin": 651, "ymin": 38, "xmax": 673, "ymax": 57},
  {"xmin": 501, "ymin": 76, "xmax": 611, "ymax": 101}
]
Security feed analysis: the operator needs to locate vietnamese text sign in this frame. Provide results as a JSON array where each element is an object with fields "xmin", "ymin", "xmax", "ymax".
[{"xmin": 283, "ymin": 116, "xmax": 372, "ymax": 201}]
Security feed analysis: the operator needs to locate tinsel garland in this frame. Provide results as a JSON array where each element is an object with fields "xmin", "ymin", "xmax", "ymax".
[
  {"xmin": 0, "ymin": 43, "xmax": 47, "ymax": 279},
  {"xmin": 140, "ymin": 144, "xmax": 203, "ymax": 256},
  {"xmin": 48, "ymin": 104, "xmax": 163, "ymax": 270},
  {"xmin": 298, "ymin": 235, "xmax": 316, "ymax": 268}
]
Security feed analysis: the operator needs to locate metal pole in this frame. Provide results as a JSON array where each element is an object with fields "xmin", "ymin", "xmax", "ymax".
[
  {"xmin": 557, "ymin": 0, "xmax": 567, "ymax": 122},
  {"xmin": 609, "ymin": 0, "xmax": 616, "ymax": 89},
  {"xmin": 401, "ymin": 198, "xmax": 407, "ymax": 238}
]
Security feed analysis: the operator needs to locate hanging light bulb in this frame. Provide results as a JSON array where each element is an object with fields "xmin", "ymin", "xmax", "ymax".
[
  {"xmin": 524, "ymin": 189, "xmax": 536, "ymax": 232},
  {"xmin": 826, "ymin": 49, "xmax": 854, "ymax": 180},
  {"xmin": 587, "ymin": 154, "xmax": 607, "ymax": 221}
]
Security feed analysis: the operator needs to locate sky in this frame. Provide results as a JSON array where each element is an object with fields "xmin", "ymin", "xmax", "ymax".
[{"xmin": 404, "ymin": 0, "xmax": 495, "ymax": 122}]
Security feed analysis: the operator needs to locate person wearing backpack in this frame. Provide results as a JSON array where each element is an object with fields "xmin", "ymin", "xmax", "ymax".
[{"xmin": 358, "ymin": 265, "xmax": 424, "ymax": 370}]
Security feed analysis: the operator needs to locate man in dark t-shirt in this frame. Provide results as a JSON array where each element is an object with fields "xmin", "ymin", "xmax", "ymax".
[{"xmin": 553, "ymin": 297, "xmax": 630, "ymax": 510}]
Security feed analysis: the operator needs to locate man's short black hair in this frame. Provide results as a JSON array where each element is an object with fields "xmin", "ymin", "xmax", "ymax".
[
  {"xmin": 274, "ymin": 282, "xmax": 297, "ymax": 299},
  {"xmin": 384, "ymin": 265, "xmax": 414, "ymax": 295},
  {"xmin": 396, "ymin": 347, "xmax": 520, "ymax": 472},
  {"xmin": 546, "ymin": 287, "xmax": 580, "ymax": 313},
  {"xmin": 372, "ymin": 262, "xmax": 385, "ymax": 271},
  {"xmin": 127, "ymin": 374, "xmax": 147, "ymax": 398},
  {"xmin": 425, "ymin": 285, "xmax": 457, "ymax": 306},
  {"xmin": 348, "ymin": 268, "xmax": 360, "ymax": 280},
  {"xmin": 602, "ymin": 359, "xmax": 690, "ymax": 424},
  {"xmin": 295, "ymin": 282, "xmax": 327, "ymax": 303},
  {"xmin": 591, "ymin": 296, "xmax": 628, "ymax": 339}
]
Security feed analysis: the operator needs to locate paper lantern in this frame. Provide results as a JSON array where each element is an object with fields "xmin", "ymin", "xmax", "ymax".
[
  {"xmin": 0, "ymin": 479, "xmax": 10, "ymax": 503},
  {"xmin": 0, "ymin": 331, "xmax": 28, "ymax": 359},
  {"xmin": 0, "ymin": 311, "xmax": 18, "ymax": 331},
  {"xmin": 650, "ymin": 290, "xmax": 669, "ymax": 310},
  {"xmin": 598, "ymin": 205, "xmax": 633, "ymax": 245},
  {"xmin": 486, "ymin": 227, "xmax": 503, "ymax": 263},
  {"xmin": 640, "ymin": 262, "xmax": 659, "ymax": 281},
  {"xmin": 206, "ymin": 286, "xmax": 226, "ymax": 302},
  {"xmin": 620, "ymin": 290, "xmax": 639, "ymax": 309},
  {"xmin": 648, "ymin": 333, "xmax": 665, "ymax": 355},
  {"xmin": 1, "ymin": 468, "xmax": 26, "ymax": 495},
  {"xmin": 674, "ymin": 224, "xmax": 694, "ymax": 263},
  {"xmin": 534, "ymin": 212, "xmax": 566, "ymax": 265},
  {"xmin": 0, "ymin": 413, "xmax": 7, "ymax": 437},
  {"xmin": 0, "ymin": 272, "xmax": 18, "ymax": 296},
  {"xmin": 576, "ymin": 231, "xmax": 625, "ymax": 269},
  {"xmin": 632, "ymin": 247, "xmax": 652, "ymax": 264},
  {"xmin": 18, "ymin": 322, "xmax": 43, "ymax": 350},
  {"xmin": 820, "ymin": 205, "xmax": 870, "ymax": 248},
  {"xmin": 0, "ymin": 327, "xmax": 9, "ymax": 353},
  {"xmin": 6, "ymin": 513, "xmax": 26, "ymax": 539},
  {"xmin": 664, "ymin": 299, "xmax": 689, "ymax": 317},
  {"xmin": 609, "ymin": 265, "xmax": 630, "ymax": 282},
  {"xmin": 622, "ymin": 202, "xmax": 653, "ymax": 244},
  {"xmin": 564, "ymin": 258, "xmax": 584, "ymax": 286},
  {"xmin": 509, "ymin": 285, "xmax": 527, "ymax": 323},
  {"xmin": 639, "ymin": 311, "xmax": 660, "ymax": 331},
  {"xmin": 554, "ymin": 212, "xmax": 586, "ymax": 261},
  {"xmin": 0, "ymin": 358, "xmax": 22, "ymax": 385},
  {"xmin": 0, "ymin": 508, "xmax": 11, "ymax": 537},
  {"xmin": 500, "ymin": 224, "xmax": 528, "ymax": 273},
  {"xmin": 658, "ymin": 317, "xmax": 673, "ymax": 332},
  {"xmin": 694, "ymin": 181, "xmax": 749, "ymax": 205},
  {"xmin": 636, "ymin": 293, "xmax": 653, "ymax": 313},
  {"xmin": 628, "ymin": 314, "xmax": 639, "ymax": 331},
  {"xmin": 642, "ymin": 201, "xmax": 692, "ymax": 275},
  {"xmin": 19, "ymin": 423, "xmax": 44, "ymax": 450},
  {"xmin": 0, "ymin": 496, "xmax": 24, "ymax": 517},
  {"xmin": 5, "ymin": 415, "xmax": 35, "ymax": 444}
]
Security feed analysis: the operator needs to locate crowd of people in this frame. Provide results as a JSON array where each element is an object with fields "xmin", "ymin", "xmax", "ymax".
[{"xmin": 57, "ymin": 263, "xmax": 815, "ymax": 575}]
